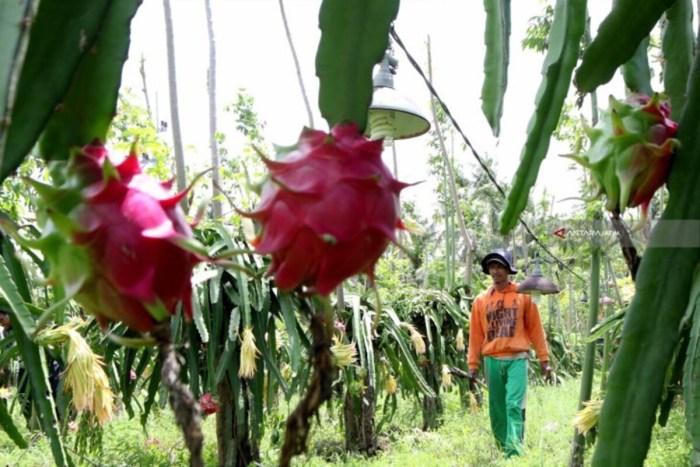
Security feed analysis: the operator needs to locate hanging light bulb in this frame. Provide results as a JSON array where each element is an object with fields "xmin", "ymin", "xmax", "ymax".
[
  {"xmin": 517, "ymin": 256, "xmax": 560, "ymax": 295},
  {"xmin": 599, "ymin": 295, "xmax": 615, "ymax": 305},
  {"xmin": 366, "ymin": 48, "xmax": 430, "ymax": 144},
  {"xmin": 580, "ymin": 291, "xmax": 589, "ymax": 303}
]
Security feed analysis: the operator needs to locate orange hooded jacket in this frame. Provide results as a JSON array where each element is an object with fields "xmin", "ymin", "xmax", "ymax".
[{"xmin": 467, "ymin": 282, "xmax": 549, "ymax": 370}]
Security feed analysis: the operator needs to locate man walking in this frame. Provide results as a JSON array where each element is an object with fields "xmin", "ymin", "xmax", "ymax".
[{"xmin": 467, "ymin": 248, "xmax": 552, "ymax": 457}]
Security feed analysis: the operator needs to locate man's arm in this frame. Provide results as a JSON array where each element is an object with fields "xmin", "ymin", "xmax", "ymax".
[{"xmin": 467, "ymin": 297, "xmax": 484, "ymax": 374}]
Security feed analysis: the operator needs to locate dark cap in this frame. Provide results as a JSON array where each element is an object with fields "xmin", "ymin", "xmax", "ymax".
[{"xmin": 481, "ymin": 248, "xmax": 517, "ymax": 274}]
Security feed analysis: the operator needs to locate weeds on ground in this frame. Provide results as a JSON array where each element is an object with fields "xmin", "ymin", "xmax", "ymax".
[{"xmin": 0, "ymin": 377, "xmax": 691, "ymax": 466}]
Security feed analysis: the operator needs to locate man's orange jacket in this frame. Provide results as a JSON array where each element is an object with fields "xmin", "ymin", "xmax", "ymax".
[{"xmin": 467, "ymin": 282, "xmax": 549, "ymax": 370}]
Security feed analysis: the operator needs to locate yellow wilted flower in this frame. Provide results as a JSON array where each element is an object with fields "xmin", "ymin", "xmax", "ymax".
[
  {"xmin": 36, "ymin": 320, "xmax": 114, "ymax": 424},
  {"xmin": 91, "ymin": 361, "xmax": 114, "ymax": 425},
  {"xmin": 0, "ymin": 387, "xmax": 12, "ymax": 399},
  {"xmin": 331, "ymin": 336, "xmax": 357, "ymax": 368},
  {"xmin": 469, "ymin": 391, "xmax": 479, "ymax": 414},
  {"xmin": 456, "ymin": 329, "xmax": 465, "ymax": 351},
  {"xmin": 385, "ymin": 376, "xmax": 397, "ymax": 395},
  {"xmin": 239, "ymin": 327, "xmax": 260, "ymax": 379},
  {"xmin": 573, "ymin": 398, "xmax": 603, "ymax": 435},
  {"xmin": 63, "ymin": 329, "xmax": 96, "ymax": 413},
  {"xmin": 401, "ymin": 322, "xmax": 426, "ymax": 355},
  {"xmin": 441, "ymin": 365, "xmax": 453, "ymax": 388}
]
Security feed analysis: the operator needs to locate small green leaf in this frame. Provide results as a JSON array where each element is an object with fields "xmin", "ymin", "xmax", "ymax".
[{"xmin": 316, "ymin": 0, "xmax": 400, "ymax": 131}]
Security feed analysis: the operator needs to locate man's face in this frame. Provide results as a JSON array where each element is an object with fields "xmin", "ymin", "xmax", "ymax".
[
  {"xmin": 0, "ymin": 312, "xmax": 10, "ymax": 330},
  {"xmin": 487, "ymin": 262, "xmax": 510, "ymax": 286}
]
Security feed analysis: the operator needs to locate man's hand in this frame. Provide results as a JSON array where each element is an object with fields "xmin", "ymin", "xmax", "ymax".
[
  {"xmin": 467, "ymin": 368, "xmax": 478, "ymax": 390},
  {"xmin": 540, "ymin": 361, "xmax": 553, "ymax": 383}
]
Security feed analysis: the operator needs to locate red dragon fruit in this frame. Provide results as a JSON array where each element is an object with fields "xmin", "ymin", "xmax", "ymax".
[
  {"xmin": 27, "ymin": 141, "xmax": 204, "ymax": 333},
  {"xmin": 564, "ymin": 93, "xmax": 680, "ymax": 217},
  {"xmin": 243, "ymin": 124, "xmax": 408, "ymax": 296},
  {"xmin": 198, "ymin": 393, "xmax": 220, "ymax": 415}
]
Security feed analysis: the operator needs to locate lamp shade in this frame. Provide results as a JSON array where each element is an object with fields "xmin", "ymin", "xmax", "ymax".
[
  {"xmin": 517, "ymin": 264, "xmax": 560, "ymax": 295},
  {"xmin": 365, "ymin": 53, "xmax": 430, "ymax": 141},
  {"xmin": 599, "ymin": 296, "xmax": 615, "ymax": 305}
]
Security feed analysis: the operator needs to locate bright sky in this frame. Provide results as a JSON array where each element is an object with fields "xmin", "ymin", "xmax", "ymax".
[{"xmin": 121, "ymin": 0, "xmax": 632, "ymax": 220}]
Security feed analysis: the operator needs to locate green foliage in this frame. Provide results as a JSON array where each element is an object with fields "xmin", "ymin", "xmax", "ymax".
[
  {"xmin": 374, "ymin": 251, "xmax": 414, "ymax": 298},
  {"xmin": 222, "ymin": 89, "xmax": 268, "ymax": 212},
  {"xmin": 228, "ymin": 89, "xmax": 266, "ymax": 145},
  {"xmin": 552, "ymin": 100, "xmax": 587, "ymax": 153},
  {"xmin": 107, "ymin": 88, "xmax": 171, "ymax": 180},
  {"xmin": 1, "ymin": 376, "xmax": 692, "ymax": 465},
  {"xmin": 522, "ymin": 4, "xmax": 554, "ymax": 53},
  {"xmin": 0, "ymin": 154, "xmax": 43, "ymax": 222}
]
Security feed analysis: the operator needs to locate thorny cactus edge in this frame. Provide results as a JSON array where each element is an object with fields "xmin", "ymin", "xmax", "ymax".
[
  {"xmin": 564, "ymin": 93, "xmax": 680, "ymax": 218},
  {"xmin": 27, "ymin": 140, "xmax": 206, "ymax": 333},
  {"xmin": 242, "ymin": 123, "xmax": 409, "ymax": 296}
]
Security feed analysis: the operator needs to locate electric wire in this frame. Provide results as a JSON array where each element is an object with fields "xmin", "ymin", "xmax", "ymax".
[{"xmin": 390, "ymin": 27, "xmax": 586, "ymax": 284}]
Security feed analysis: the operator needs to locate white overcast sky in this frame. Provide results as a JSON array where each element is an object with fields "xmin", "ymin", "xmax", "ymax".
[{"xmin": 121, "ymin": 0, "xmax": 652, "ymax": 219}]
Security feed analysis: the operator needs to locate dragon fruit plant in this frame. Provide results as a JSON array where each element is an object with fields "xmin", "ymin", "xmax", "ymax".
[
  {"xmin": 243, "ymin": 123, "xmax": 408, "ymax": 296},
  {"xmin": 25, "ymin": 140, "xmax": 205, "ymax": 333},
  {"xmin": 565, "ymin": 93, "xmax": 680, "ymax": 217}
]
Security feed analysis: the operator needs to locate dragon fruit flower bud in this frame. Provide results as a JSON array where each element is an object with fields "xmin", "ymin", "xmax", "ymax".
[
  {"xmin": 29, "ymin": 140, "xmax": 205, "ymax": 333},
  {"xmin": 243, "ymin": 124, "xmax": 409, "ymax": 296},
  {"xmin": 331, "ymin": 336, "xmax": 358, "ymax": 368},
  {"xmin": 564, "ymin": 93, "xmax": 680, "ymax": 217}
]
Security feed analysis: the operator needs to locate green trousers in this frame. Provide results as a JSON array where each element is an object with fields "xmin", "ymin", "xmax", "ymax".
[{"xmin": 485, "ymin": 356, "xmax": 527, "ymax": 457}]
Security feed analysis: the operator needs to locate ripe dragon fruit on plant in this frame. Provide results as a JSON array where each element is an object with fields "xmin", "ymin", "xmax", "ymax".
[
  {"xmin": 26, "ymin": 141, "xmax": 205, "ymax": 333},
  {"xmin": 243, "ymin": 124, "xmax": 408, "ymax": 296},
  {"xmin": 564, "ymin": 93, "xmax": 680, "ymax": 217},
  {"xmin": 198, "ymin": 393, "xmax": 220, "ymax": 415}
]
